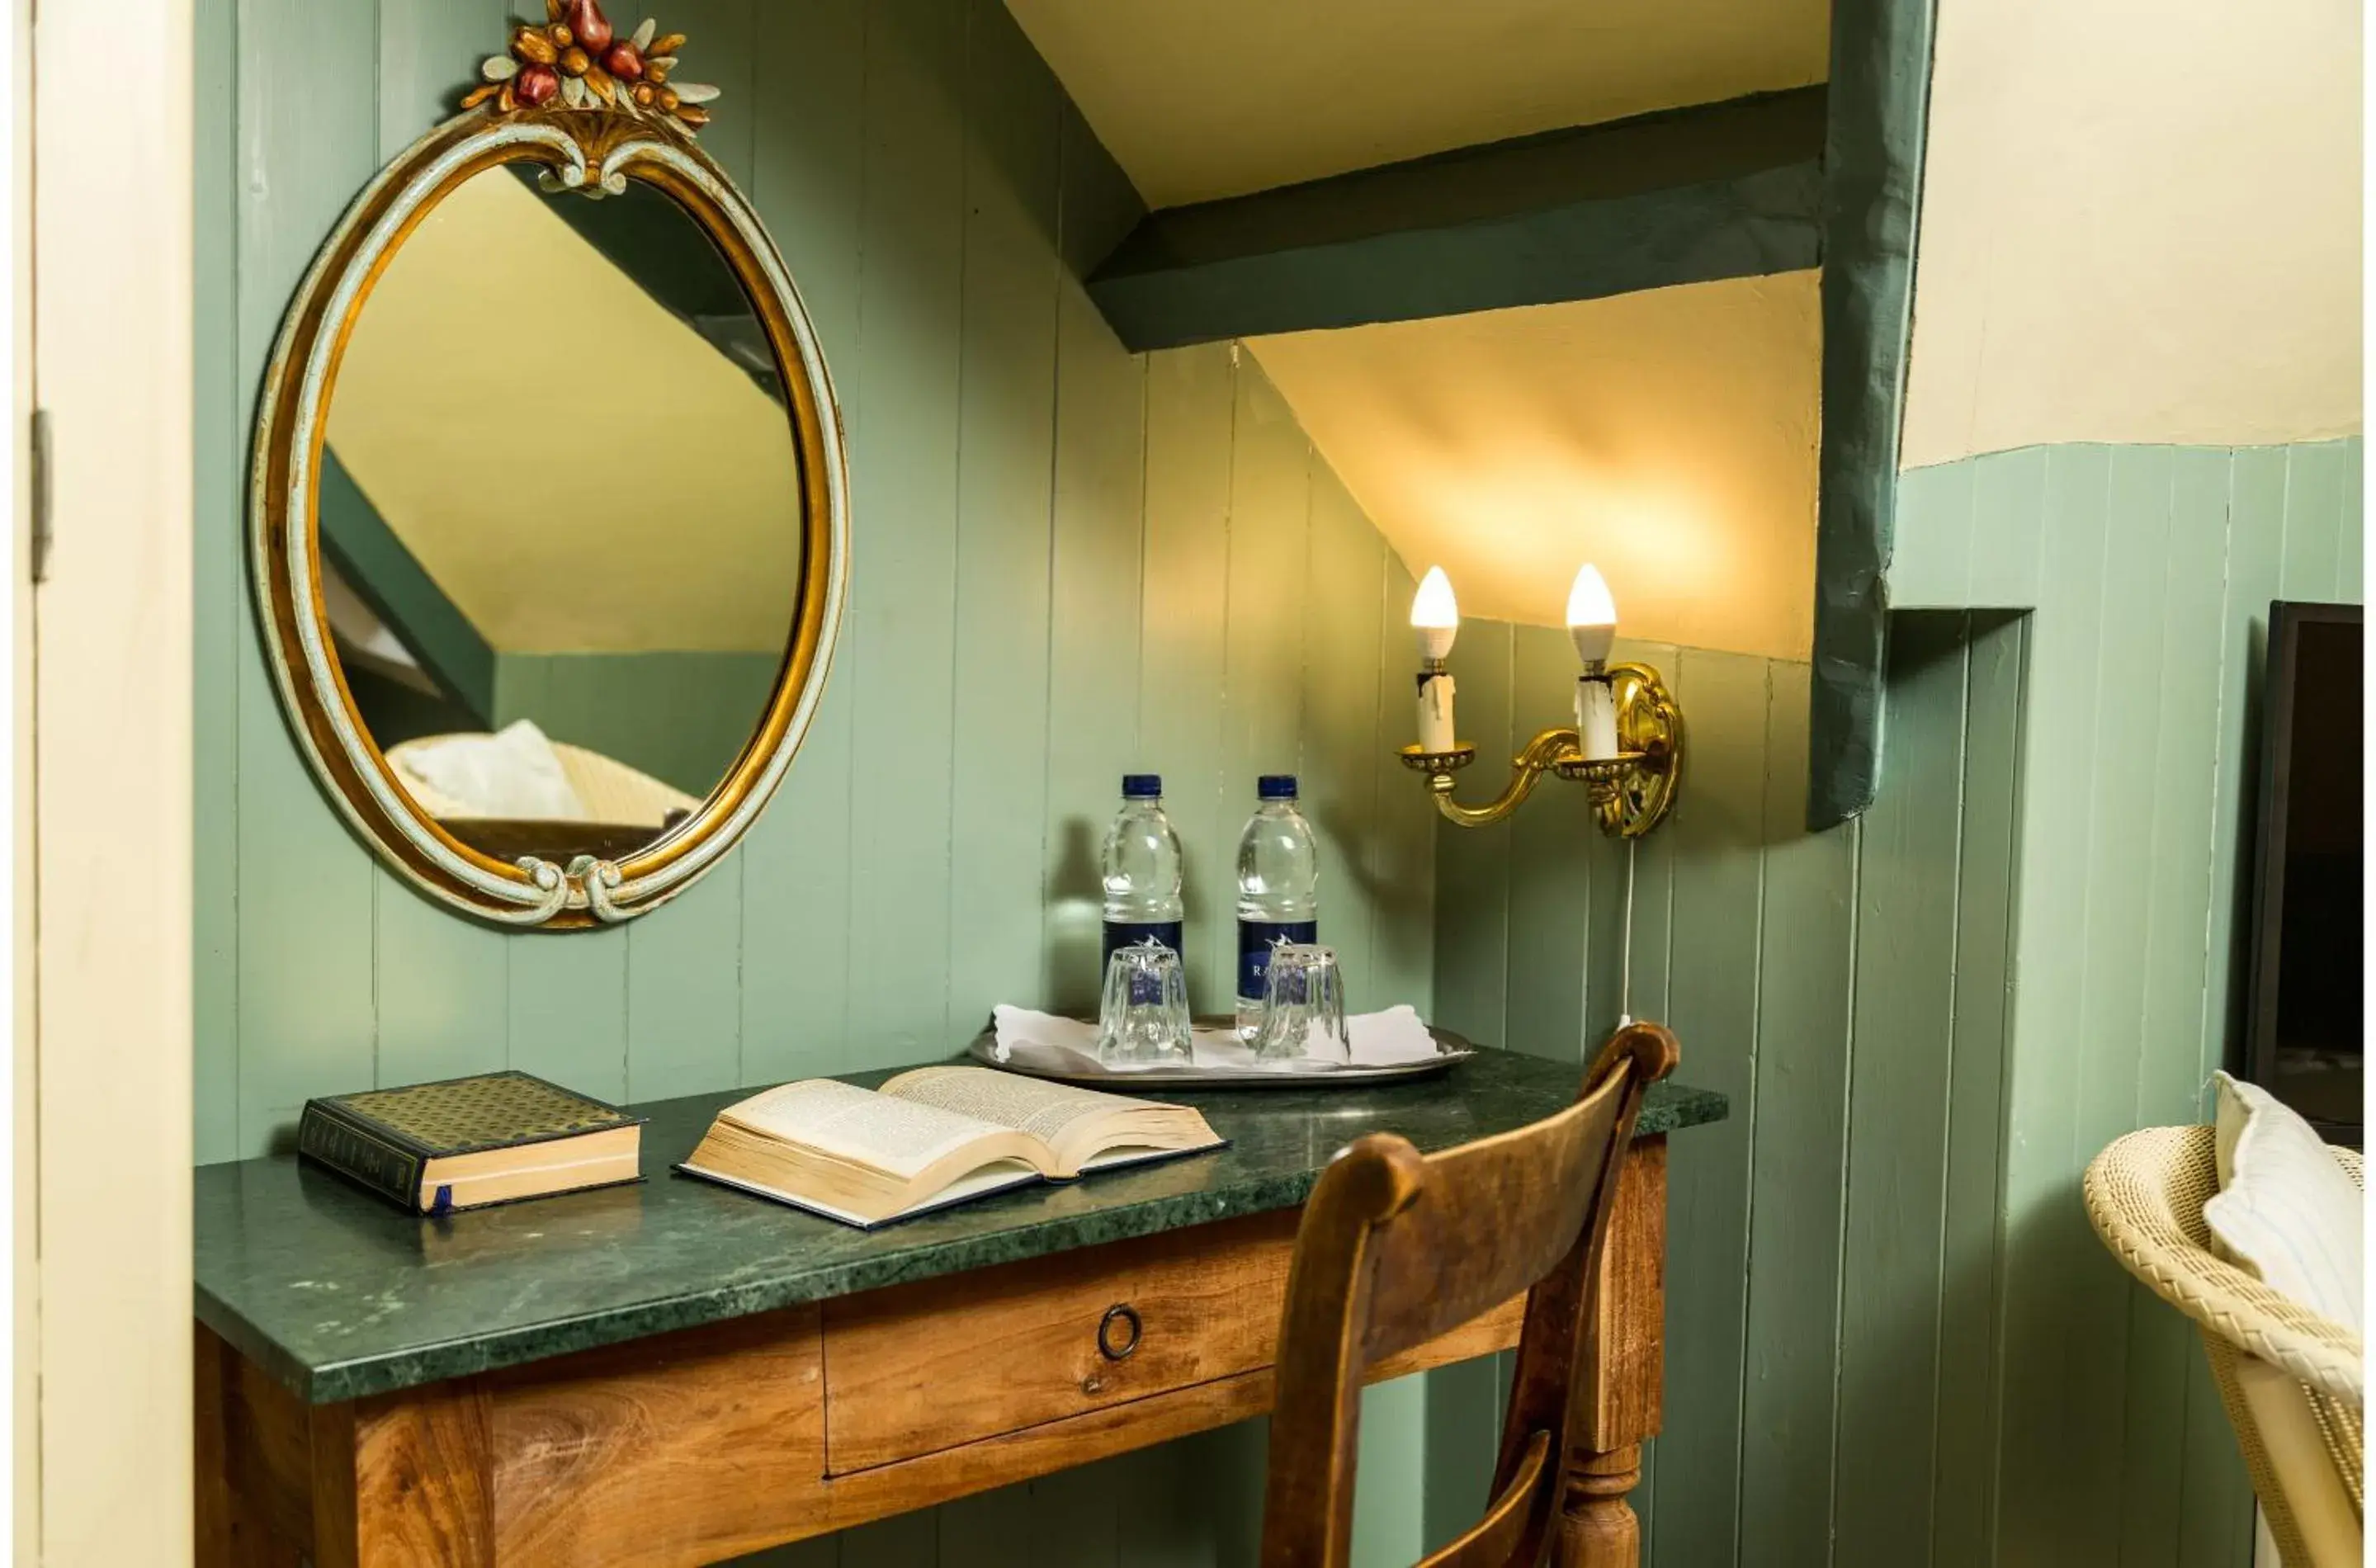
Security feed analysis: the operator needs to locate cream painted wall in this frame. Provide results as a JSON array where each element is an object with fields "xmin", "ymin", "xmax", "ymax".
[
  {"xmin": 1248, "ymin": 272, "xmax": 1820, "ymax": 660},
  {"xmin": 329, "ymin": 166, "xmax": 802, "ymax": 654},
  {"xmin": 1901, "ymin": 0, "xmax": 2362, "ymax": 465},
  {"xmin": 32, "ymin": 0, "xmax": 194, "ymax": 1557},
  {"xmin": 1004, "ymin": 0, "xmax": 1826, "ymax": 205}
]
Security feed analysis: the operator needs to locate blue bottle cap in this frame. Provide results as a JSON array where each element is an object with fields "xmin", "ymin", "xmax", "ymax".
[
  {"xmin": 1258, "ymin": 774, "xmax": 1298, "ymax": 799},
  {"xmin": 1122, "ymin": 773, "xmax": 1163, "ymax": 799}
]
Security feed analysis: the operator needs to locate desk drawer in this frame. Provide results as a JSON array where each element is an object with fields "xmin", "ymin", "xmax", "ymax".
[{"xmin": 821, "ymin": 1209, "xmax": 1298, "ymax": 1473}]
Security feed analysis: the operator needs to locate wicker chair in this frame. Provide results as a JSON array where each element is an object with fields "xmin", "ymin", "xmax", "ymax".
[{"xmin": 2084, "ymin": 1126, "xmax": 2364, "ymax": 1568}]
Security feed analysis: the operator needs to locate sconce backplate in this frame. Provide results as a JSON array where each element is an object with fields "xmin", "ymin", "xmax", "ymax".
[{"xmin": 1570, "ymin": 661, "xmax": 1684, "ymax": 838}]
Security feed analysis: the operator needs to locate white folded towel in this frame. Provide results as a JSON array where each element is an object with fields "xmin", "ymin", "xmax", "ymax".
[{"xmin": 989, "ymin": 1004, "xmax": 1441, "ymax": 1075}]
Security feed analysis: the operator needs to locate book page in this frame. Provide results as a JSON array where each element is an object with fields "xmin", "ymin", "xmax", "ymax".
[
  {"xmin": 718, "ymin": 1079, "xmax": 1006, "ymax": 1180},
  {"xmin": 878, "ymin": 1066, "xmax": 1154, "ymax": 1145}
]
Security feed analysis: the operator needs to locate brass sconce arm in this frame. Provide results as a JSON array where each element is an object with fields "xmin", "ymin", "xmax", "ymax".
[
  {"xmin": 1399, "ymin": 728, "xmax": 1582, "ymax": 829},
  {"xmin": 1395, "ymin": 660, "xmax": 1685, "ymax": 838}
]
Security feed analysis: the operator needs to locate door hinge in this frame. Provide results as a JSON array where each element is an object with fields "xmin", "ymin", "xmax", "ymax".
[{"xmin": 29, "ymin": 407, "xmax": 50, "ymax": 584}]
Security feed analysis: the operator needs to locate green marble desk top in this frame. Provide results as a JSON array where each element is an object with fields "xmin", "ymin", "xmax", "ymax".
[{"xmin": 194, "ymin": 1048, "xmax": 1726, "ymax": 1405}]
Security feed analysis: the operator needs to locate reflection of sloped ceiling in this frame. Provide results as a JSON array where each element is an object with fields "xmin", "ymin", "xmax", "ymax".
[
  {"xmin": 1004, "ymin": 0, "xmax": 1828, "ymax": 207},
  {"xmin": 327, "ymin": 168, "xmax": 801, "ymax": 655},
  {"xmin": 1248, "ymin": 272, "xmax": 1820, "ymax": 661}
]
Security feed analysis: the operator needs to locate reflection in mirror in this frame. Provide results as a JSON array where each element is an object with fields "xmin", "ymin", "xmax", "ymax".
[{"xmin": 321, "ymin": 164, "xmax": 801, "ymax": 867}]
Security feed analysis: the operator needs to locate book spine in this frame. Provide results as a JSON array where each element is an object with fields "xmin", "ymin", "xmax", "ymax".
[{"xmin": 298, "ymin": 1103, "xmax": 427, "ymax": 1211}]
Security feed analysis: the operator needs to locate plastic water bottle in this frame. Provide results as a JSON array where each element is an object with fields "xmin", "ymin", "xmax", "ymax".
[
  {"xmin": 1235, "ymin": 775, "xmax": 1320, "ymax": 1037},
  {"xmin": 1101, "ymin": 774, "xmax": 1185, "ymax": 977}
]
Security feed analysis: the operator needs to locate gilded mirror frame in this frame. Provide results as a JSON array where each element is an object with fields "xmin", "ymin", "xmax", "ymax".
[{"xmin": 251, "ymin": 88, "xmax": 848, "ymax": 928}]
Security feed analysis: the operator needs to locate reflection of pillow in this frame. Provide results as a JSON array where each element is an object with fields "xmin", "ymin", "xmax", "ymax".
[
  {"xmin": 389, "ymin": 720, "xmax": 588, "ymax": 822},
  {"xmin": 2206, "ymin": 1071, "xmax": 2362, "ymax": 1331}
]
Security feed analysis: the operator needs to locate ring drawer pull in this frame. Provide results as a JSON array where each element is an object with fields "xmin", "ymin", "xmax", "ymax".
[{"xmin": 1098, "ymin": 1303, "xmax": 1142, "ymax": 1362}]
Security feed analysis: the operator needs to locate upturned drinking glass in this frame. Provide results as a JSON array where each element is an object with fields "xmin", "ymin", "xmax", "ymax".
[
  {"xmin": 1250, "ymin": 943, "xmax": 1349, "ymax": 1062},
  {"xmin": 1095, "ymin": 940, "xmax": 1193, "ymax": 1065}
]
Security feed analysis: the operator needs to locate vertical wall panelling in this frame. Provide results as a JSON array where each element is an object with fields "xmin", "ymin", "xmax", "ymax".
[
  {"xmin": 2057, "ymin": 447, "xmax": 2180, "ymax": 1565},
  {"xmin": 1931, "ymin": 613, "xmax": 2022, "ymax": 1568},
  {"xmin": 376, "ymin": 0, "xmax": 503, "ymax": 159},
  {"xmin": 1500, "ymin": 628, "xmax": 1595, "ymax": 1062},
  {"xmin": 1644, "ymin": 649, "xmax": 1765, "ymax": 1568},
  {"xmin": 1832, "ymin": 614, "xmax": 1968, "ymax": 1561},
  {"xmin": 1430, "ymin": 610, "xmax": 2034, "ymax": 1566},
  {"xmin": 1136, "ymin": 343, "xmax": 1235, "ymax": 1017},
  {"xmin": 1368, "ymin": 556, "xmax": 1437, "ymax": 1005},
  {"xmin": 1217, "ymin": 359, "xmax": 1311, "ymax": 995},
  {"xmin": 2116, "ymin": 447, "xmax": 2231, "ymax": 1564},
  {"xmin": 735, "ymin": 0, "xmax": 867, "ymax": 1085},
  {"xmin": 945, "ymin": 0, "xmax": 1061, "ymax": 1033},
  {"xmin": 232, "ymin": 0, "xmax": 383, "ymax": 1150},
  {"xmin": 209, "ymin": 7, "xmax": 1441, "ymax": 1562},
  {"xmin": 1300, "ymin": 461, "xmax": 1385, "ymax": 1012},
  {"xmin": 507, "ymin": 928, "xmax": 629, "ymax": 1102},
  {"xmin": 199, "ymin": 5, "xmax": 1434, "ymax": 1147},
  {"xmin": 1991, "ymin": 442, "xmax": 2111, "ymax": 1563},
  {"xmin": 1882, "ymin": 437, "xmax": 2362, "ymax": 1565},
  {"xmin": 1040, "ymin": 102, "xmax": 1146, "ymax": 1015},
  {"xmin": 191, "ymin": 0, "xmax": 240, "ymax": 1163},
  {"xmin": 1736, "ymin": 657, "xmax": 1854, "ymax": 1568},
  {"xmin": 2279, "ymin": 441, "xmax": 2350, "ymax": 602},
  {"xmin": 843, "ymin": 0, "xmax": 966, "ymax": 1063},
  {"xmin": 623, "ymin": 863, "xmax": 746, "ymax": 1101}
]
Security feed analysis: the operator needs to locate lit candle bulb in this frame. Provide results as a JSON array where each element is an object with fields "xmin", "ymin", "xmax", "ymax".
[
  {"xmin": 1411, "ymin": 566, "xmax": 1460, "ymax": 753},
  {"xmin": 1566, "ymin": 564, "xmax": 1621, "ymax": 760}
]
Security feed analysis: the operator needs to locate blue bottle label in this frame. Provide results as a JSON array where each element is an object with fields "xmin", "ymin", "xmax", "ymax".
[
  {"xmin": 1238, "ymin": 919, "xmax": 1318, "ymax": 1002},
  {"xmin": 1102, "ymin": 922, "xmax": 1184, "ymax": 1002}
]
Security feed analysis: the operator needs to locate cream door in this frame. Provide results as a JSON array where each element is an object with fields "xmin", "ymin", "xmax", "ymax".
[{"xmin": 21, "ymin": 0, "xmax": 195, "ymax": 1561}]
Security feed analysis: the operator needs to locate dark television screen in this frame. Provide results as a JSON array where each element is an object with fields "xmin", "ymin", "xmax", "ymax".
[{"xmin": 2244, "ymin": 602, "xmax": 2363, "ymax": 1141}]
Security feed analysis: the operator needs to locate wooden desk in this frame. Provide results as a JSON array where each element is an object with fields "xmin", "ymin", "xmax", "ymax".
[{"xmin": 194, "ymin": 1051, "xmax": 1725, "ymax": 1567}]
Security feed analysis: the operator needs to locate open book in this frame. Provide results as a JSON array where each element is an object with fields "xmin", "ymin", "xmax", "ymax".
[{"xmin": 678, "ymin": 1066, "xmax": 1226, "ymax": 1227}]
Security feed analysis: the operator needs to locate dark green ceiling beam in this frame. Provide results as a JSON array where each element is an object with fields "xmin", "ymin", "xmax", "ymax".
[
  {"xmin": 1084, "ymin": 85, "xmax": 1826, "ymax": 352},
  {"xmin": 1805, "ymin": 0, "xmax": 1939, "ymax": 829}
]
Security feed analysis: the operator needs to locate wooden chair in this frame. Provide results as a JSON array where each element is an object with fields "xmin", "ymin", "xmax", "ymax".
[{"xmin": 1258, "ymin": 1022, "xmax": 1679, "ymax": 1568}]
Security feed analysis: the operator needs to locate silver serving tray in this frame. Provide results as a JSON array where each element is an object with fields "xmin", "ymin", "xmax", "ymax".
[{"xmin": 964, "ymin": 1017, "xmax": 1476, "ymax": 1089}]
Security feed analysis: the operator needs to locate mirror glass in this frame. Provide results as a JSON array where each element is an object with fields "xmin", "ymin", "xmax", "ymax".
[{"xmin": 320, "ymin": 164, "xmax": 801, "ymax": 867}]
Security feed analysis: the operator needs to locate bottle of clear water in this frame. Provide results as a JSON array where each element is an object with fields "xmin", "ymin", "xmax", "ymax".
[
  {"xmin": 1235, "ymin": 775, "xmax": 1320, "ymax": 1037},
  {"xmin": 1101, "ymin": 774, "xmax": 1185, "ymax": 977}
]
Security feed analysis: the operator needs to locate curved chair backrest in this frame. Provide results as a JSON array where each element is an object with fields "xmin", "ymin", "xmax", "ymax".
[
  {"xmin": 2085, "ymin": 1126, "xmax": 2364, "ymax": 1568},
  {"xmin": 1259, "ymin": 1022, "xmax": 1679, "ymax": 1568}
]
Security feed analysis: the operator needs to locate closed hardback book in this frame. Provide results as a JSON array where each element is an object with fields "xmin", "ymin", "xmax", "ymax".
[{"xmin": 297, "ymin": 1070, "xmax": 645, "ymax": 1215}]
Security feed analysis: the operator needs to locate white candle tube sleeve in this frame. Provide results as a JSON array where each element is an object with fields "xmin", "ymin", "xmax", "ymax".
[
  {"xmin": 1575, "ymin": 676, "xmax": 1619, "ymax": 760},
  {"xmin": 1417, "ymin": 671, "xmax": 1458, "ymax": 753}
]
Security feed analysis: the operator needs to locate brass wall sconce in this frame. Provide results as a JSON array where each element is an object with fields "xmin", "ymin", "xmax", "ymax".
[{"xmin": 1396, "ymin": 565, "xmax": 1684, "ymax": 838}]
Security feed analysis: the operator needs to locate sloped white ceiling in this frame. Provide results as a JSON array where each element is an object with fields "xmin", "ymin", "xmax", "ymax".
[
  {"xmin": 1903, "ymin": 0, "xmax": 2360, "ymax": 462},
  {"xmin": 1248, "ymin": 273, "xmax": 1821, "ymax": 661},
  {"xmin": 1004, "ymin": 0, "xmax": 1827, "ymax": 207},
  {"xmin": 1011, "ymin": 0, "xmax": 1829, "ymax": 660}
]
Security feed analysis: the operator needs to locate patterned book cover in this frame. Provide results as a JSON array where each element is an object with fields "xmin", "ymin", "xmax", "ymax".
[{"xmin": 297, "ymin": 1070, "xmax": 643, "ymax": 1213}]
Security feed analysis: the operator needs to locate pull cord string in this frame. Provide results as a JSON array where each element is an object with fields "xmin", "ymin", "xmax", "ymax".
[{"xmin": 1617, "ymin": 838, "xmax": 1637, "ymax": 1027}]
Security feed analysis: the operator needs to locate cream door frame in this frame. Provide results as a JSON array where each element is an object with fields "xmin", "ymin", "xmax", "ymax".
[{"xmin": 21, "ymin": 0, "xmax": 196, "ymax": 1560}]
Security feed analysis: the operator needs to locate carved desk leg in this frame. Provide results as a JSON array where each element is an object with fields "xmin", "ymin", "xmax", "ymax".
[{"xmin": 1556, "ymin": 1136, "xmax": 1666, "ymax": 1568}]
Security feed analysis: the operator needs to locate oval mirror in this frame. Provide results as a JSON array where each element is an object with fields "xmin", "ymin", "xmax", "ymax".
[{"xmin": 252, "ymin": 24, "xmax": 846, "ymax": 928}]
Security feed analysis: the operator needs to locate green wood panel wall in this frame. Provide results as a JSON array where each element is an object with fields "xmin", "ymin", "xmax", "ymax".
[
  {"xmin": 198, "ymin": 2, "xmax": 1436, "ymax": 1561},
  {"xmin": 1887, "ymin": 437, "xmax": 2364, "ymax": 1566},
  {"xmin": 1427, "ymin": 612, "xmax": 2027, "ymax": 1567}
]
